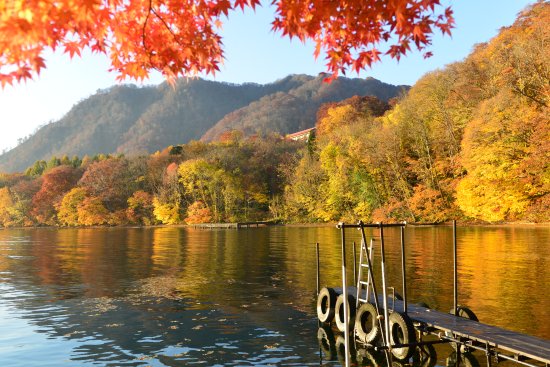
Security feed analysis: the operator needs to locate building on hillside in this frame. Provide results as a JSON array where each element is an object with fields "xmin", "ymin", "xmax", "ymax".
[{"xmin": 285, "ymin": 127, "xmax": 316, "ymax": 142}]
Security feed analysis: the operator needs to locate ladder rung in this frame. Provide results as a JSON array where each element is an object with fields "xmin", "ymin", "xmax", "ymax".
[
  {"xmin": 360, "ymin": 264, "xmax": 369, "ymax": 268},
  {"xmin": 359, "ymin": 281, "xmax": 369, "ymax": 285},
  {"xmin": 358, "ymin": 298, "xmax": 368, "ymax": 303}
]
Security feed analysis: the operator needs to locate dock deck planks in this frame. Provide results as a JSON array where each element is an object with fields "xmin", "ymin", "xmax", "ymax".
[{"xmin": 397, "ymin": 301, "xmax": 550, "ymax": 364}]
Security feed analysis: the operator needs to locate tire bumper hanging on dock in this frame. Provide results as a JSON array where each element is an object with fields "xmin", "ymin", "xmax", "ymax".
[{"xmin": 317, "ymin": 287, "xmax": 337, "ymax": 323}]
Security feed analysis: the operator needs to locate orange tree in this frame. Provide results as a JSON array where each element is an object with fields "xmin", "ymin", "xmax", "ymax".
[{"xmin": 1, "ymin": 0, "xmax": 453, "ymax": 86}]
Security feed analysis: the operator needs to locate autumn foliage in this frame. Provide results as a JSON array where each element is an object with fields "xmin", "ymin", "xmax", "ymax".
[
  {"xmin": 283, "ymin": 2, "xmax": 549, "ymax": 224},
  {"xmin": 0, "ymin": 3, "xmax": 548, "ymax": 226},
  {"xmin": 0, "ymin": 0, "xmax": 452, "ymax": 86}
]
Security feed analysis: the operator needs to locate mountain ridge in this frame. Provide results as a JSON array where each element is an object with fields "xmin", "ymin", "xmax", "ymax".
[{"xmin": 0, "ymin": 74, "xmax": 407, "ymax": 173}]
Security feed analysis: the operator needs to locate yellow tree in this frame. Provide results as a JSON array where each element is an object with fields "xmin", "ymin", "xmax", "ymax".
[
  {"xmin": 127, "ymin": 190, "xmax": 155, "ymax": 225},
  {"xmin": 178, "ymin": 159, "xmax": 244, "ymax": 222},
  {"xmin": 77, "ymin": 196, "xmax": 109, "ymax": 225},
  {"xmin": 152, "ymin": 197, "xmax": 181, "ymax": 224},
  {"xmin": 456, "ymin": 92, "xmax": 540, "ymax": 222},
  {"xmin": 0, "ymin": 187, "xmax": 15, "ymax": 226},
  {"xmin": 152, "ymin": 162, "xmax": 182, "ymax": 224},
  {"xmin": 57, "ymin": 187, "xmax": 86, "ymax": 226}
]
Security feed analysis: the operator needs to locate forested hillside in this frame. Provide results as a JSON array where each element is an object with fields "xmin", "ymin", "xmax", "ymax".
[
  {"xmin": 0, "ymin": 2, "xmax": 547, "ymax": 226},
  {"xmin": 0, "ymin": 138, "xmax": 301, "ymax": 227},
  {"xmin": 200, "ymin": 76, "xmax": 403, "ymax": 141},
  {"xmin": 0, "ymin": 75, "xmax": 404, "ymax": 173},
  {"xmin": 284, "ymin": 2, "xmax": 549, "ymax": 223}
]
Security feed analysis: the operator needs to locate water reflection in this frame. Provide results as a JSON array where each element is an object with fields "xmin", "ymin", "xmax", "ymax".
[
  {"xmin": 0, "ymin": 225, "xmax": 548, "ymax": 366},
  {"xmin": 316, "ymin": 324, "xmax": 482, "ymax": 367}
]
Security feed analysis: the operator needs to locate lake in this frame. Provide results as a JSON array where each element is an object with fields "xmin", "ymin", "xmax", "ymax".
[{"xmin": 0, "ymin": 225, "xmax": 548, "ymax": 366}]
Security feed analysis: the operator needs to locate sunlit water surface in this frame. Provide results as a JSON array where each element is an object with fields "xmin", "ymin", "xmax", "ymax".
[{"xmin": 0, "ymin": 225, "xmax": 548, "ymax": 366}]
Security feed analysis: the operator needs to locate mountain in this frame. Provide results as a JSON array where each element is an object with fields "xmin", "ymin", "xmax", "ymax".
[
  {"xmin": 200, "ymin": 75, "xmax": 405, "ymax": 141},
  {"xmin": 0, "ymin": 74, "xmax": 406, "ymax": 173}
]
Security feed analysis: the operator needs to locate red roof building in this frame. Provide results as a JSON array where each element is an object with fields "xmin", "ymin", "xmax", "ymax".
[{"xmin": 285, "ymin": 127, "xmax": 316, "ymax": 141}]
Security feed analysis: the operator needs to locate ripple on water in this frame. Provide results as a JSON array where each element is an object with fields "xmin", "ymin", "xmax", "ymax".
[{"xmin": 0, "ymin": 226, "xmax": 548, "ymax": 366}]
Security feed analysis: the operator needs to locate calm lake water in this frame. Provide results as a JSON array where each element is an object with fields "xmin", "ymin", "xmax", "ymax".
[{"xmin": 0, "ymin": 225, "xmax": 548, "ymax": 366}]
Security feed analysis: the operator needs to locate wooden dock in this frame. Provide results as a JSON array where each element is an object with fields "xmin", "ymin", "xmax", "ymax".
[
  {"xmin": 191, "ymin": 221, "xmax": 276, "ymax": 229},
  {"xmin": 318, "ymin": 286, "xmax": 550, "ymax": 367},
  {"xmin": 318, "ymin": 221, "xmax": 549, "ymax": 367},
  {"xmin": 331, "ymin": 288, "xmax": 550, "ymax": 366},
  {"xmin": 388, "ymin": 299, "xmax": 550, "ymax": 366}
]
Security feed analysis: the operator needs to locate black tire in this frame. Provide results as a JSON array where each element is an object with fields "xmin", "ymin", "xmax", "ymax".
[
  {"xmin": 317, "ymin": 287, "xmax": 337, "ymax": 323},
  {"xmin": 356, "ymin": 348, "xmax": 385, "ymax": 366},
  {"xmin": 335, "ymin": 293, "xmax": 357, "ymax": 333},
  {"xmin": 450, "ymin": 305, "xmax": 479, "ymax": 322},
  {"xmin": 412, "ymin": 343, "xmax": 437, "ymax": 367},
  {"xmin": 389, "ymin": 311, "xmax": 416, "ymax": 360},
  {"xmin": 449, "ymin": 305, "xmax": 478, "ymax": 353},
  {"xmin": 336, "ymin": 335, "xmax": 356, "ymax": 365},
  {"xmin": 317, "ymin": 325, "xmax": 336, "ymax": 360},
  {"xmin": 355, "ymin": 302, "xmax": 382, "ymax": 344}
]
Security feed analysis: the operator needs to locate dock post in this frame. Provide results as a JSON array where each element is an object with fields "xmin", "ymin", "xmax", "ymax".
[
  {"xmin": 353, "ymin": 241, "xmax": 357, "ymax": 286},
  {"xmin": 340, "ymin": 223, "xmax": 351, "ymax": 367},
  {"xmin": 316, "ymin": 242, "xmax": 320, "ymax": 296},
  {"xmin": 400, "ymin": 225, "xmax": 407, "ymax": 314},
  {"xmin": 453, "ymin": 220, "xmax": 458, "ymax": 316},
  {"xmin": 379, "ymin": 224, "xmax": 391, "ymax": 354}
]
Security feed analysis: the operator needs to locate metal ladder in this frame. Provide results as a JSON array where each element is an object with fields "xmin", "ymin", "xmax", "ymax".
[
  {"xmin": 356, "ymin": 237, "xmax": 374, "ymax": 307},
  {"xmin": 355, "ymin": 222, "xmax": 387, "ymax": 346}
]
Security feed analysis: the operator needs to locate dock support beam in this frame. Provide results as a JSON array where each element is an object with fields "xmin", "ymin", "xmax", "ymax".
[
  {"xmin": 379, "ymin": 224, "xmax": 391, "ymax": 355},
  {"xmin": 316, "ymin": 242, "xmax": 320, "ymax": 296},
  {"xmin": 340, "ymin": 223, "xmax": 351, "ymax": 367},
  {"xmin": 353, "ymin": 241, "xmax": 357, "ymax": 286},
  {"xmin": 453, "ymin": 220, "xmax": 458, "ymax": 316},
  {"xmin": 400, "ymin": 226, "xmax": 407, "ymax": 314}
]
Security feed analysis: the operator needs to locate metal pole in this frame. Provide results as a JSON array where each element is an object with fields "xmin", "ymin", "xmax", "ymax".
[
  {"xmin": 353, "ymin": 241, "xmax": 357, "ymax": 285},
  {"xmin": 380, "ymin": 224, "xmax": 391, "ymax": 354},
  {"xmin": 400, "ymin": 226, "xmax": 407, "ymax": 314},
  {"xmin": 340, "ymin": 223, "xmax": 350, "ymax": 367},
  {"xmin": 453, "ymin": 220, "xmax": 458, "ymax": 316},
  {"xmin": 316, "ymin": 242, "xmax": 320, "ymax": 296}
]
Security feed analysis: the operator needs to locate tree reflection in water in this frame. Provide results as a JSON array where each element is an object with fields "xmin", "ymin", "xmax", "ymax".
[{"xmin": 0, "ymin": 225, "xmax": 548, "ymax": 366}]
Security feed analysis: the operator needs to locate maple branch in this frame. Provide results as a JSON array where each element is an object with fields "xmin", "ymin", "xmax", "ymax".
[
  {"xmin": 149, "ymin": 6, "xmax": 183, "ymax": 48},
  {"xmin": 142, "ymin": 0, "xmax": 154, "ymax": 66},
  {"xmin": 0, "ymin": 0, "xmax": 456, "ymax": 83}
]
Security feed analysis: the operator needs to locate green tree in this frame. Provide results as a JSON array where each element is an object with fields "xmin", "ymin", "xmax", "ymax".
[{"xmin": 25, "ymin": 160, "xmax": 47, "ymax": 177}]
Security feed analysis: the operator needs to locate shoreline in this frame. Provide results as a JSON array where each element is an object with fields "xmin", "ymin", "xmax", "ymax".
[{"xmin": 2, "ymin": 221, "xmax": 549, "ymax": 231}]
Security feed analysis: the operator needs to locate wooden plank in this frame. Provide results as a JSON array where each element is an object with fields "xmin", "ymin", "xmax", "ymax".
[
  {"xmin": 402, "ymin": 302, "xmax": 550, "ymax": 364},
  {"xmin": 328, "ymin": 292, "xmax": 549, "ymax": 364},
  {"xmin": 192, "ymin": 223, "xmax": 239, "ymax": 228},
  {"xmin": 192, "ymin": 221, "xmax": 275, "ymax": 229}
]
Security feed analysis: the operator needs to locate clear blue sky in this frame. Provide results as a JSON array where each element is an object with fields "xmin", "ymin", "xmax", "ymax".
[{"xmin": 0, "ymin": 0, "xmax": 535, "ymax": 153}]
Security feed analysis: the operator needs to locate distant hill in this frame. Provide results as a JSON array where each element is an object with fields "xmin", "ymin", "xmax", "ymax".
[
  {"xmin": 200, "ymin": 75, "xmax": 404, "ymax": 141},
  {"xmin": 0, "ymin": 74, "xmax": 406, "ymax": 173}
]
